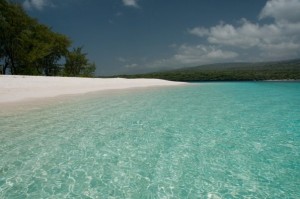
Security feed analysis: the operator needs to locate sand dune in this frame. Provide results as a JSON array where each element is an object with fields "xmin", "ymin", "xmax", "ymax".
[{"xmin": 0, "ymin": 75, "xmax": 186, "ymax": 103}]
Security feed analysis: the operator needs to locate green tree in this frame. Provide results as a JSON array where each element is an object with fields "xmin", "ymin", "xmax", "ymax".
[
  {"xmin": 1, "ymin": 0, "xmax": 95, "ymax": 77},
  {"xmin": 64, "ymin": 47, "xmax": 96, "ymax": 77},
  {"xmin": 0, "ymin": 0, "xmax": 71, "ymax": 75},
  {"xmin": 0, "ymin": 0, "xmax": 32, "ymax": 74},
  {"xmin": 20, "ymin": 23, "xmax": 71, "ymax": 75}
]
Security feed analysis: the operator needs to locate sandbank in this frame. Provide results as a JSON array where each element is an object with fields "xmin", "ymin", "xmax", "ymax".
[{"xmin": 0, "ymin": 75, "xmax": 186, "ymax": 104}]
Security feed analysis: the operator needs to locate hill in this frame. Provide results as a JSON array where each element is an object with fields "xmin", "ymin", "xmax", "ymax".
[{"xmin": 116, "ymin": 59, "xmax": 300, "ymax": 81}]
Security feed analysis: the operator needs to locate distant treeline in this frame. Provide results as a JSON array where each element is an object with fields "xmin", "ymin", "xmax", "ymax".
[
  {"xmin": 117, "ymin": 60, "xmax": 300, "ymax": 81},
  {"xmin": 0, "ymin": 0, "xmax": 95, "ymax": 77}
]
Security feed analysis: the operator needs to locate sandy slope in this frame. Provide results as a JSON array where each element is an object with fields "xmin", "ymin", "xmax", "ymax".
[{"xmin": 0, "ymin": 75, "xmax": 186, "ymax": 103}]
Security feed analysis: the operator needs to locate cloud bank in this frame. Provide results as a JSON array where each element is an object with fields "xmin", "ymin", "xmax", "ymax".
[
  {"xmin": 142, "ymin": 0, "xmax": 300, "ymax": 70},
  {"xmin": 188, "ymin": 0, "xmax": 300, "ymax": 62},
  {"xmin": 148, "ymin": 44, "xmax": 238, "ymax": 69},
  {"xmin": 259, "ymin": 0, "xmax": 300, "ymax": 23}
]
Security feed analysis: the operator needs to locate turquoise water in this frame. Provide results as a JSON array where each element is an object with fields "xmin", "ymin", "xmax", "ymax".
[{"xmin": 0, "ymin": 82, "xmax": 300, "ymax": 198}]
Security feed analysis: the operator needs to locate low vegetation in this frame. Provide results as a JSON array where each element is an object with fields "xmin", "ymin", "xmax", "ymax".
[{"xmin": 117, "ymin": 60, "xmax": 300, "ymax": 81}]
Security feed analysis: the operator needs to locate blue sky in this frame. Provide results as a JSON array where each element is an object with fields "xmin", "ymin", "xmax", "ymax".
[{"xmin": 18, "ymin": 0, "xmax": 300, "ymax": 75}]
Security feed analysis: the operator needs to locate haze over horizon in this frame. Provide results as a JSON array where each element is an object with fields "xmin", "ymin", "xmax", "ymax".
[{"xmin": 15, "ymin": 0, "xmax": 300, "ymax": 75}]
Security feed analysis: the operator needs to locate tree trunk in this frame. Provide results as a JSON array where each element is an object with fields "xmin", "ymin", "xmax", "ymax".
[
  {"xmin": 2, "ymin": 59, "xmax": 9, "ymax": 75},
  {"xmin": 3, "ymin": 63, "xmax": 7, "ymax": 75},
  {"xmin": 10, "ymin": 54, "xmax": 17, "ymax": 75}
]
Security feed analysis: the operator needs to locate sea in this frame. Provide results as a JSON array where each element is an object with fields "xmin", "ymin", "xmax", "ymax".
[{"xmin": 0, "ymin": 82, "xmax": 299, "ymax": 198}]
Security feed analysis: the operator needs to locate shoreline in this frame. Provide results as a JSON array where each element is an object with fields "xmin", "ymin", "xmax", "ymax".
[
  {"xmin": 0, "ymin": 85, "xmax": 185, "ymax": 115},
  {"xmin": 0, "ymin": 75, "xmax": 186, "ymax": 105}
]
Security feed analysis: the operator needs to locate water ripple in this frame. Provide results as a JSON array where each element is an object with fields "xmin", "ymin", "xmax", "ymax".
[{"xmin": 0, "ymin": 83, "xmax": 300, "ymax": 198}]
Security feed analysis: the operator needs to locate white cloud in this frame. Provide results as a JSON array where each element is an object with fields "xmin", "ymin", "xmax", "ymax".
[
  {"xmin": 174, "ymin": 45, "xmax": 238, "ymax": 64},
  {"xmin": 188, "ymin": 27, "xmax": 209, "ymax": 37},
  {"xmin": 259, "ymin": 42, "xmax": 300, "ymax": 59},
  {"xmin": 259, "ymin": 0, "xmax": 300, "ymax": 23},
  {"xmin": 206, "ymin": 20, "xmax": 283, "ymax": 48},
  {"xmin": 188, "ymin": 0, "xmax": 300, "ymax": 60},
  {"xmin": 149, "ymin": 44, "xmax": 238, "ymax": 69},
  {"xmin": 122, "ymin": 0, "xmax": 139, "ymax": 8},
  {"xmin": 23, "ymin": 0, "xmax": 50, "ymax": 10},
  {"xmin": 148, "ymin": 0, "xmax": 300, "ymax": 70}
]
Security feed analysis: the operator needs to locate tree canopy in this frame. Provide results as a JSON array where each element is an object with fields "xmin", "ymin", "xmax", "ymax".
[
  {"xmin": 64, "ymin": 47, "xmax": 96, "ymax": 77},
  {"xmin": 0, "ymin": 0, "xmax": 95, "ymax": 77}
]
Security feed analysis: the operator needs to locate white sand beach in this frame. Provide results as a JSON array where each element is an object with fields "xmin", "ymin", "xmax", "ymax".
[{"xmin": 0, "ymin": 75, "xmax": 186, "ymax": 103}]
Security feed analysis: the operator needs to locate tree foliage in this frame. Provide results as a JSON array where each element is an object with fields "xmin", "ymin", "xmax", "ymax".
[
  {"xmin": 0, "ymin": 0, "xmax": 31, "ymax": 74},
  {"xmin": 64, "ymin": 47, "xmax": 96, "ymax": 77},
  {"xmin": 21, "ymin": 23, "xmax": 71, "ymax": 75},
  {"xmin": 0, "ymin": 0, "xmax": 95, "ymax": 77}
]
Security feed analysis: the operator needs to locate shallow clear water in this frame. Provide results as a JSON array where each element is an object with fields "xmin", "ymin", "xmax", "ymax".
[{"xmin": 0, "ymin": 82, "xmax": 300, "ymax": 198}]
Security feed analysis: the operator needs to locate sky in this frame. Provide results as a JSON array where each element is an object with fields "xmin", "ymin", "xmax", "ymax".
[{"xmin": 16, "ymin": 0, "xmax": 300, "ymax": 75}]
